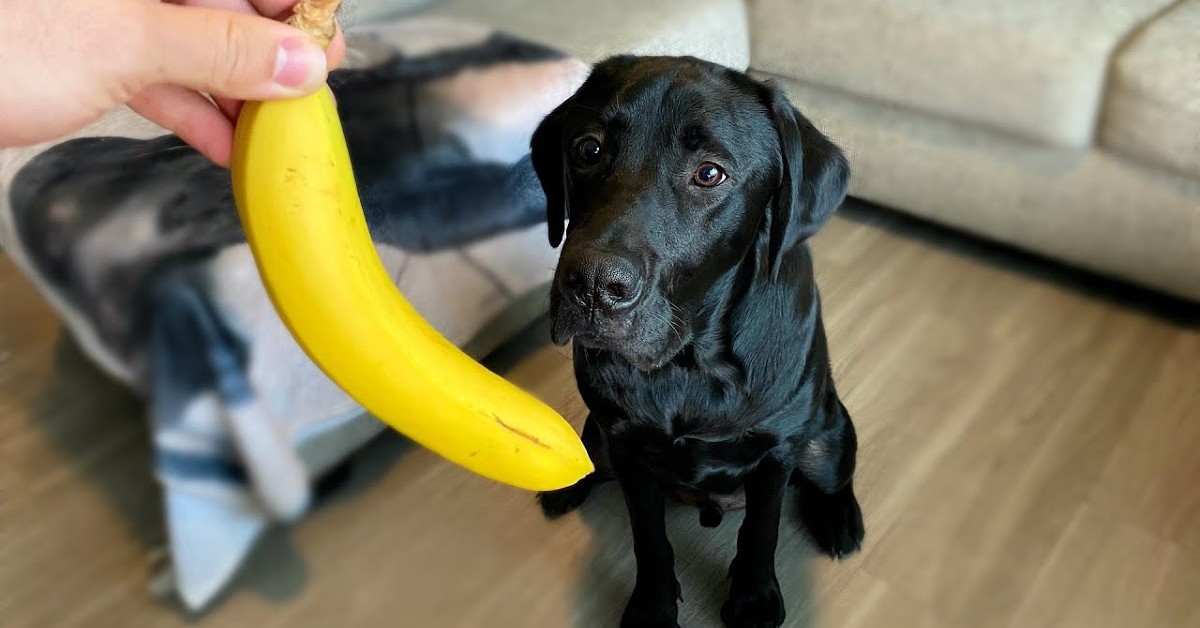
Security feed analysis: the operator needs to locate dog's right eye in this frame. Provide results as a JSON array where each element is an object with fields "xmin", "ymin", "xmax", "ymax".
[
  {"xmin": 575, "ymin": 137, "xmax": 603, "ymax": 164},
  {"xmin": 692, "ymin": 162, "xmax": 728, "ymax": 187}
]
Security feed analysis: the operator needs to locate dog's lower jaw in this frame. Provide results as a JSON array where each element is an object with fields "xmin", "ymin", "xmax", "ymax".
[
  {"xmin": 591, "ymin": 341, "xmax": 680, "ymax": 374},
  {"xmin": 627, "ymin": 331, "xmax": 693, "ymax": 374},
  {"xmin": 551, "ymin": 312, "xmax": 690, "ymax": 372},
  {"xmin": 621, "ymin": 351, "xmax": 663, "ymax": 373}
]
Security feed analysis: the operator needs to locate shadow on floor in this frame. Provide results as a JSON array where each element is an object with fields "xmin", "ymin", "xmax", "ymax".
[
  {"xmin": 206, "ymin": 429, "xmax": 418, "ymax": 614},
  {"xmin": 31, "ymin": 328, "xmax": 419, "ymax": 616},
  {"xmin": 560, "ymin": 477, "xmax": 824, "ymax": 628},
  {"xmin": 835, "ymin": 200, "xmax": 1199, "ymax": 329},
  {"xmin": 33, "ymin": 332, "xmax": 162, "ymax": 548}
]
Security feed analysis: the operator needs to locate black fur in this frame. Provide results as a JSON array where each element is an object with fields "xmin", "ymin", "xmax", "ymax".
[{"xmin": 531, "ymin": 56, "xmax": 863, "ymax": 628}]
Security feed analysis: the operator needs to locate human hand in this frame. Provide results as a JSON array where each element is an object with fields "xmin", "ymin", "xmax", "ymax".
[{"xmin": 0, "ymin": 0, "xmax": 347, "ymax": 167}]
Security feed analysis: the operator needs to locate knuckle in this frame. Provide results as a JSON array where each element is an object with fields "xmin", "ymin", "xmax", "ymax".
[{"xmin": 209, "ymin": 13, "xmax": 248, "ymax": 90}]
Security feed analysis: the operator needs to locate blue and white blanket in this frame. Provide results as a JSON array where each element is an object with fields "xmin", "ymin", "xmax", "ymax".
[{"xmin": 0, "ymin": 17, "xmax": 587, "ymax": 611}]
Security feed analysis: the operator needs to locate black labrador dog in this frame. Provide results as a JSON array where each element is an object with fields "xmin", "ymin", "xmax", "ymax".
[{"xmin": 530, "ymin": 55, "xmax": 865, "ymax": 628}]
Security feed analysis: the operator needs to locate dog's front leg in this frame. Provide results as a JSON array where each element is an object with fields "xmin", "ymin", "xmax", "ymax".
[
  {"xmin": 722, "ymin": 449, "xmax": 793, "ymax": 628},
  {"xmin": 612, "ymin": 449, "xmax": 680, "ymax": 628}
]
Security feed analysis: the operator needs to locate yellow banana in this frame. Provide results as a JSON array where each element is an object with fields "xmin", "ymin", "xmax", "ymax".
[{"xmin": 228, "ymin": 1, "xmax": 592, "ymax": 492}]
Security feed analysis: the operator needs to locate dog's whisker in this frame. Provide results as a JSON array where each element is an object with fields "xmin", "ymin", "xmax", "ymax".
[{"xmin": 664, "ymin": 302, "xmax": 686, "ymax": 338}]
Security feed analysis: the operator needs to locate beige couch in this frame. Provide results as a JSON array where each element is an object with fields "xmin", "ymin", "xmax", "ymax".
[{"xmin": 349, "ymin": 0, "xmax": 1199, "ymax": 302}]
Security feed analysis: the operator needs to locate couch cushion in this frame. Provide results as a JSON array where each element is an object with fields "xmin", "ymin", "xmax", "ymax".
[
  {"xmin": 413, "ymin": 0, "xmax": 750, "ymax": 69},
  {"xmin": 749, "ymin": 0, "xmax": 1178, "ymax": 149},
  {"xmin": 1100, "ymin": 0, "xmax": 1200, "ymax": 180},
  {"xmin": 756, "ymin": 73, "xmax": 1200, "ymax": 302}
]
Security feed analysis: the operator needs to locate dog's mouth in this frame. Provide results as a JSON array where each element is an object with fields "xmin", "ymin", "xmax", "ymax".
[
  {"xmin": 549, "ymin": 318, "xmax": 629, "ymax": 354},
  {"xmin": 547, "ymin": 313, "xmax": 578, "ymax": 347},
  {"xmin": 549, "ymin": 307, "xmax": 683, "ymax": 373}
]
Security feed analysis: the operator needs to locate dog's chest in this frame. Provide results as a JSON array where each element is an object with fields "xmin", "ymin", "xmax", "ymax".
[
  {"xmin": 635, "ymin": 429, "xmax": 779, "ymax": 495},
  {"xmin": 583, "ymin": 362, "xmax": 783, "ymax": 492}
]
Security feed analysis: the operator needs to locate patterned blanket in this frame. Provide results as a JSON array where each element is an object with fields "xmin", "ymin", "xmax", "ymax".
[{"xmin": 0, "ymin": 17, "xmax": 587, "ymax": 611}]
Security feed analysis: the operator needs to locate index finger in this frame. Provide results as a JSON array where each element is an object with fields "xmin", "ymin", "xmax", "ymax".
[
  {"xmin": 173, "ymin": 0, "xmax": 260, "ymax": 15},
  {"xmin": 249, "ymin": 0, "xmax": 306, "ymax": 19},
  {"xmin": 178, "ymin": 0, "xmax": 312, "ymax": 21}
]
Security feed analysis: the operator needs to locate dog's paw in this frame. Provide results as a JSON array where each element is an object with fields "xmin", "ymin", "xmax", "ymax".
[
  {"xmin": 537, "ymin": 475, "xmax": 594, "ymax": 519},
  {"xmin": 797, "ymin": 483, "xmax": 864, "ymax": 560},
  {"xmin": 620, "ymin": 582, "xmax": 681, "ymax": 628},
  {"xmin": 721, "ymin": 575, "xmax": 785, "ymax": 628}
]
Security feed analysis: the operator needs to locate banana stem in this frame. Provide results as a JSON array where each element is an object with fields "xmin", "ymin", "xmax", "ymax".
[{"xmin": 287, "ymin": 0, "xmax": 343, "ymax": 46}]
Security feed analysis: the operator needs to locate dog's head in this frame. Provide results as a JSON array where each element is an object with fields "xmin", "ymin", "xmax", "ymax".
[{"xmin": 531, "ymin": 56, "xmax": 849, "ymax": 371}]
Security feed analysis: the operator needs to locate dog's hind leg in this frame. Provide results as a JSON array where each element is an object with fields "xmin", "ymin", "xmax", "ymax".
[{"xmin": 792, "ymin": 392, "xmax": 865, "ymax": 560}]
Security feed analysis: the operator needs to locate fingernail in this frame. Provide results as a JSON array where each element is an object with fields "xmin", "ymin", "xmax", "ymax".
[{"xmin": 274, "ymin": 37, "xmax": 327, "ymax": 92}]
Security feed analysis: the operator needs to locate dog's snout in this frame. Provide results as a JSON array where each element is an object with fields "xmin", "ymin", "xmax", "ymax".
[{"xmin": 561, "ymin": 250, "xmax": 644, "ymax": 312}]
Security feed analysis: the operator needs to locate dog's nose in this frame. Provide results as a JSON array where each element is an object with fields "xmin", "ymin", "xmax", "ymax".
[{"xmin": 561, "ymin": 250, "xmax": 643, "ymax": 312}]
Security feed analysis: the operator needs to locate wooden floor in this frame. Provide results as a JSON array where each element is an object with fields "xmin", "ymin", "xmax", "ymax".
[{"xmin": 2, "ymin": 201, "xmax": 1198, "ymax": 628}]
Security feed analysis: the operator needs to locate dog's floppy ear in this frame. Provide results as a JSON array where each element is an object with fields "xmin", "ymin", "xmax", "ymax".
[
  {"xmin": 765, "ymin": 86, "xmax": 850, "ymax": 277},
  {"xmin": 530, "ymin": 99, "xmax": 573, "ymax": 248}
]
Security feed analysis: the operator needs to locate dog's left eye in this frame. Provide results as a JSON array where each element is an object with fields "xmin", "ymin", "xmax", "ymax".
[
  {"xmin": 692, "ymin": 162, "xmax": 727, "ymax": 187},
  {"xmin": 576, "ymin": 137, "xmax": 603, "ymax": 164}
]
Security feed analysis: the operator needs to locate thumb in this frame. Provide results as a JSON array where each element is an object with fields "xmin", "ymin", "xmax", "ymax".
[{"xmin": 129, "ymin": 2, "xmax": 329, "ymax": 101}]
